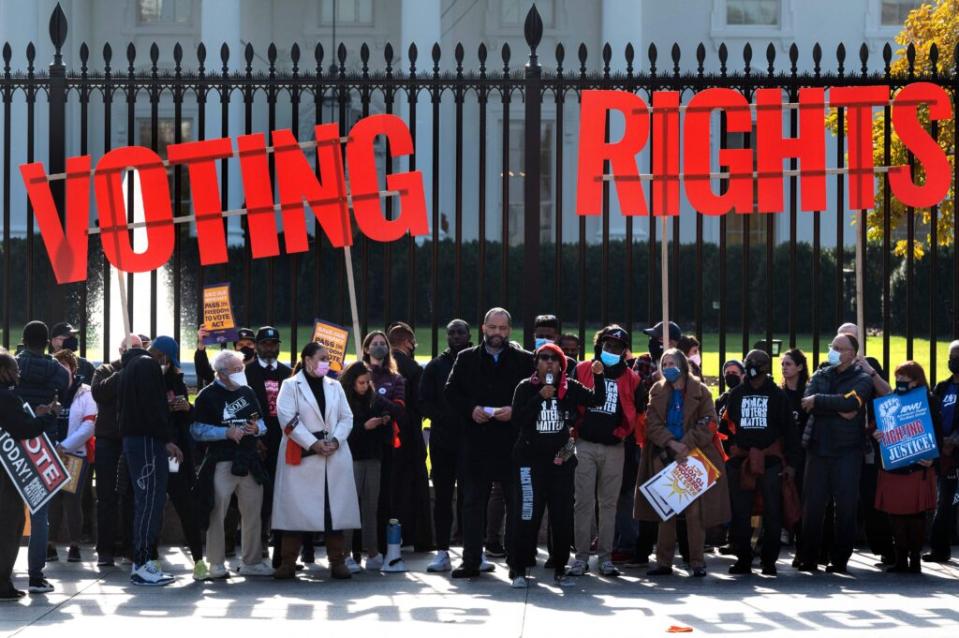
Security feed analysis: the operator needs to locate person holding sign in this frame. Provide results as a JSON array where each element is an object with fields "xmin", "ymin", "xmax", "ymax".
[
  {"xmin": 15, "ymin": 321, "xmax": 69, "ymax": 594},
  {"xmin": 48, "ymin": 349, "xmax": 97, "ymax": 565},
  {"xmin": 927, "ymin": 340, "xmax": 959, "ymax": 563},
  {"xmin": 506, "ymin": 344, "xmax": 606, "ymax": 588},
  {"xmin": 636, "ymin": 349, "xmax": 729, "ymax": 578},
  {"xmin": 873, "ymin": 362, "xmax": 942, "ymax": 573},
  {"xmin": 797, "ymin": 334, "xmax": 875, "ymax": 574},
  {"xmin": 0, "ymin": 351, "xmax": 54, "ymax": 601},
  {"xmin": 721, "ymin": 350, "xmax": 800, "ymax": 577}
]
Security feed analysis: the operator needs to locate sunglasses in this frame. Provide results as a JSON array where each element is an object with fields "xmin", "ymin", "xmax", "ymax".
[{"xmin": 538, "ymin": 354, "xmax": 560, "ymax": 362}]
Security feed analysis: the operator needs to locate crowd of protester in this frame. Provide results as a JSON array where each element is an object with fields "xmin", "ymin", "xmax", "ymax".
[{"xmin": 1, "ymin": 310, "xmax": 958, "ymax": 597}]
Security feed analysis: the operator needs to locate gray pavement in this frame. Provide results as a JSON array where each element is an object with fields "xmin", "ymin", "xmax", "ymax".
[{"xmin": 3, "ymin": 545, "xmax": 959, "ymax": 637}]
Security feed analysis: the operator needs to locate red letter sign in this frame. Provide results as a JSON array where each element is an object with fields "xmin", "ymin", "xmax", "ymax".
[
  {"xmin": 20, "ymin": 156, "xmax": 91, "ymax": 283},
  {"xmin": 94, "ymin": 146, "xmax": 174, "ymax": 273},
  {"xmin": 576, "ymin": 90, "xmax": 649, "ymax": 216},
  {"xmin": 890, "ymin": 82, "xmax": 952, "ymax": 208}
]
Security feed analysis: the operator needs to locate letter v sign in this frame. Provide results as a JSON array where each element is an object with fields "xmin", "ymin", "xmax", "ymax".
[{"xmin": 19, "ymin": 156, "xmax": 92, "ymax": 284}]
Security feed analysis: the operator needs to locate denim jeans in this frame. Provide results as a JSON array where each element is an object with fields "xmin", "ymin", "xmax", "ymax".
[
  {"xmin": 27, "ymin": 502, "xmax": 49, "ymax": 579},
  {"xmin": 123, "ymin": 436, "xmax": 169, "ymax": 567}
]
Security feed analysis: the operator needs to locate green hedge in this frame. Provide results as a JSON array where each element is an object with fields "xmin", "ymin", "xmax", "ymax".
[{"xmin": 0, "ymin": 235, "xmax": 955, "ymax": 340}]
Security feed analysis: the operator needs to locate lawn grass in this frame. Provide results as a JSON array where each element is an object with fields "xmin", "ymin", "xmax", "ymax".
[{"xmin": 4, "ymin": 322, "xmax": 954, "ymax": 385}]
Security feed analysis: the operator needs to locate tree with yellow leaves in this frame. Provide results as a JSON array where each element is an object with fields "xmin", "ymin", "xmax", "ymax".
[{"xmin": 857, "ymin": 0, "xmax": 958, "ymax": 257}]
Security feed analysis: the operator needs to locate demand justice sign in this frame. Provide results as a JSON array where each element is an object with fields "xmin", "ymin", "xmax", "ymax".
[
  {"xmin": 0, "ymin": 422, "xmax": 71, "ymax": 514},
  {"xmin": 874, "ymin": 387, "xmax": 939, "ymax": 471}
]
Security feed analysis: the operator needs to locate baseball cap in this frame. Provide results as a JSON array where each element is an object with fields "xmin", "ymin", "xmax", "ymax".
[
  {"xmin": 235, "ymin": 328, "xmax": 255, "ymax": 343},
  {"xmin": 256, "ymin": 326, "xmax": 281, "ymax": 342},
  {"xmin": 50, "ymin": 322, "xmax": 79, "ymax": 339},
  {"xmin": 642, "ymin": 321, "xmax": 682, "ymax": 343}
]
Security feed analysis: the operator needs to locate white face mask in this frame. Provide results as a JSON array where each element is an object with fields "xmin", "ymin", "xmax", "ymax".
[
  {"xmin": 228, "ymin": 371, "xmax": 248, "ymax": 387},
  {"xmin": 689, "ymin": 353, "xmax": 702, "ymax": 367}
]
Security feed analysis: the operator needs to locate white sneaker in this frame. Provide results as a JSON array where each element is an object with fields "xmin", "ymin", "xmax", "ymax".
[
  {"xmin": 345, "ymin": 556, "xmax": 363, "ymax": 574},
  {"xmin": 479, "ymin": 551, "xmax": 495, "ymax": 573},
  {"xmin": 567, "ymin": 559, "xmax": 589, "ymax": 576},
  {"xmin": 510, "ymin": 575, "xmax": 528, "ymax": 589},
  {"xmin": 207, "ymin": 562, "xmax": 229, "ymax": 579},
  {"xmin": 427, "ymin": 551, "xmax": 452, "ymax": 572},
  {"xmin": 238, "ymin": 561, "xmax": 275, "ymax": 577},
  {"xmin": 130, "ymin": 562, "xmax": 175, "ymax": 587},
  {"xmin": 365, "ymin": 554, "xmax": 384, "ymax": 571},
  {"xmin": 599, "ymin": 561, "xmax": 621, "ymax": 577}
]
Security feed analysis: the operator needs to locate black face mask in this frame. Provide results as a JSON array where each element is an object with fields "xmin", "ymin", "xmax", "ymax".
[
  {"xmin": 724, "ymin": 373, "xmax": 741, "ymax": 389},
  {"xmin": 240, "ymin": 346, "xmax": 256, "ymax": 361},
  {"xmin": 62, "ymin": 336, "xmax": 79, "ymax": 352},
  {"xmin": 648, "ymin": 338, "xmax": 664, "ymax": 362},
  {"xmin": 949, "ymin": 358, "xmax": 959, "ymax": 375},
  {"xmin": 744, "ymin": 361, "xmax": 764, "ymax": 380},
  {"xmin": 895, "ymin": 381, "xmax": 911, "ymax": 394}
]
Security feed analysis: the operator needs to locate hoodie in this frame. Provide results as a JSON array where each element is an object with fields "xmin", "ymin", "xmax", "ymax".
[
  {"xmin": 16, "ymin": 349, "xmax": 69, "ymax": 434},
  {"xmin": 116, "ymin": 347, "xmax": 173, "ymax": 442}
]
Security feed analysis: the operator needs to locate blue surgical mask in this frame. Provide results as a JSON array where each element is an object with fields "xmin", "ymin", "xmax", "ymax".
[
  {"xmin": 600, "ymin": 350, "xmax": 621, "ymax": 368},
  {"xmin": 534, "ymin": 337, "xmax": 554, "ymax": 350},
  {"xmin": 827, "ymin": 348, "xmax": 841, "ymax": 366},
  {"xmin": 662, "ymin": 367, "xmax": 681, "ymax": 384}
]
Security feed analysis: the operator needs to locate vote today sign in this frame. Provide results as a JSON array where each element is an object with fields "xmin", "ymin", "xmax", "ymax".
[
  {"xmin": 874, "ymin": 387, "xmax": 939, "ymax": 471},
  {"xmin": 0, "ymin": 424, "xmax": 71, "ymax": 514},
  {"xmin": 17, "ymin": 84, "xmax": 954, "ymax": 285}
]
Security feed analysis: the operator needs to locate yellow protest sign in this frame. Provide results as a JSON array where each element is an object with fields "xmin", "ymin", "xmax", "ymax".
[
  {"xmin": 312, "ymin": 320, "xmax": 351, "ymax": 373},
  {"xmin": 202, "ymin": 284, "xmax": 238, "ymax": 345}
]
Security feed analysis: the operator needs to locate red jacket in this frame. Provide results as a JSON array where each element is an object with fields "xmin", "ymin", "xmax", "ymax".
[{"xmin": 573, "ymin": 360, "xmax": 639, "ymax": 442}]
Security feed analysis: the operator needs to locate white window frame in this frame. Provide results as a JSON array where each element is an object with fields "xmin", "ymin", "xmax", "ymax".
[
  {"xmin": 487, "ymin": 0, "xmax": 564, "ymax": 37},
  {"xmin": 710, "ymin": 0, "xmax": 796, "ymax": 44},
  {"xmin": 865, "ymin": 0, "xmax": 924, "ymax": 41},
  {"xmin": 317, "ymin": 0, "xmax": 375, "ymax": 27},
  {"xmin": 127, "ymin": 0, "xmax": 198, "ymax": 35}
]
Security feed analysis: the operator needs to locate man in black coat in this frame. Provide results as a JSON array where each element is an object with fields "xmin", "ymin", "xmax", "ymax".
[
  {"xmin": 49, "ymin": 322, "xmax": 96, "ymax": 386},
  {"xmin": 388, "ymin": 322, "xmax": 433, "ymax": 551},
  {"xmin": 444, "ymin": 308, "xmax": 534, "ymax": 578},
  {"xmin": 243, "ymin": 326, "xmax": 297, "ymax": 565},
  {"xmin": 420, "ymin": 319, "xmax": 472, "ymax": 572}
]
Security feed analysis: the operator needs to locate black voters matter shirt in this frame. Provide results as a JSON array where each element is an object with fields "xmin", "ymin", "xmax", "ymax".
[
  {"xmin": 721, "ymin": 375, "xmax": 801, "ymax": 468},
  {"xmin": 578, "ymin": 364, "xmax": 627, "ymax": 444},
  {"xmin": 511, "ymin": 374, "xmax": 606, "ymax": 460}
]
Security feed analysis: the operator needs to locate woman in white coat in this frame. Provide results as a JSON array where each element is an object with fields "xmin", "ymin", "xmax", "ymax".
[{"xmin": 273, "ymin": 342, "xmax": 361, "ymax": 579}]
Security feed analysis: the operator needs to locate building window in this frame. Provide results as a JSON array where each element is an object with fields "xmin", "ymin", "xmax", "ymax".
[
  {"xmin": 500, "ymin": 0, "xmax": 555, "ymax": 28},
  {"xmin": 880, "ymin": 0, "xmax": 923, "ymax": 25},
  {"xmin": 136, "ymin": 0, "xmax": 192, "ymax": 25},
  {"xmin": 725, "ymin": 0, "xmax": 780, "ymax": 26},
  {"xmin": 138, "ymin": 118, "xmax": 193, "ymax": 205},
  {"xmin": 504, "ymin": 120, "xmax": 554, "ymax": 246},
  {"xmin": 319, "ymin": 0, "xmax": 374, "ymax": 26}
]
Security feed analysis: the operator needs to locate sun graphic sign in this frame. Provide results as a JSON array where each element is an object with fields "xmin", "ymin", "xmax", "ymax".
[{"xmin": 640, "ymin": 448, "xmax": 720, "ymax": 521}]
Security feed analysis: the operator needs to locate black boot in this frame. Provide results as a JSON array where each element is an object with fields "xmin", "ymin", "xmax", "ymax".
[
  {"xmin": 886, "ymin": 548, "xmax": 909, "ymax": 573},
  {"xmin": 908, "ymin": 551, "xmax": 922, "ymax": 573}
]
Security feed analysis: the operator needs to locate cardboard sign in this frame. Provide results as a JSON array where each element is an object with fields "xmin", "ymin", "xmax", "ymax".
[
  {"xmin": 202, "ymin": 283, "xmax": 239, "ymax": 346},
  {"xmin": 59, "ymin": 453, "xmax": 87, "ymax": 495},
  {"xmin": 312, "ymin": 320, "xmax": 351, "ymax": 373},
  {"xmin": 640, "ymin": 448, "xmax": 720, "ymax": 521},
  {"xmin": 0, "ymin": 411, "xmax": 71, "ymax": 514},
  {"xmin": 874, "ymin": 388, "xmax": 939, "ymax": 471}
]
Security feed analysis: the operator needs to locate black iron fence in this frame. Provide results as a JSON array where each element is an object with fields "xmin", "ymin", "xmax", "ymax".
[{"xmin": 1, "ymin": 5, "xmax": 958, "ymax": 387}]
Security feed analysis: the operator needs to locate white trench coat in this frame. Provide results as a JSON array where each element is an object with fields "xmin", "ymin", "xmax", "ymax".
[{"xmin": 272, "ymin": 371, "xmax": 361, "ymax": 532}]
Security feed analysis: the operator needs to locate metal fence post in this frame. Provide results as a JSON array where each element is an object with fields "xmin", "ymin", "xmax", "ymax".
[
  {"xmin": 47, "ymin": 3, "xmax": 68, "ymax": 325},
  {"xmin": 522, "ymin": 6, "xmax": 543, "ymax": 348}
]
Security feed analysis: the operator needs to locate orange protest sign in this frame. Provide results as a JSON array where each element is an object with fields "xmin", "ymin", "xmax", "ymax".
[
  {"xmin": 202, "ymin": 283, "xmax": 238, "ymax": 345},
  {"xmin": 312, "ymin": 320, "xmax": 351, "ymax": 373}
]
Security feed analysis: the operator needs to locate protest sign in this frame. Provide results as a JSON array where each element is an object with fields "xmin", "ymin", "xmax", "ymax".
[
  {"xmin": 312, "ymin": 320, "xmax": 351, "ymax": 373},
  {"xmin": 874, "ymin": 388, "xmax": 939, "ymax": 471},
  {"xmin": 202, "ymin": 283, "xmax": 239, "ymax": 346},
  {"xmin": 59, "ymin": 454, "xmax": 87, "ymax": 495},
  {"xmin": 639, "ymin": 448, "xmax": 721, "ymax": 521},
  {"xmin": 0, "ymin": 421, "xmax": 71, "ymax": 514}
]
